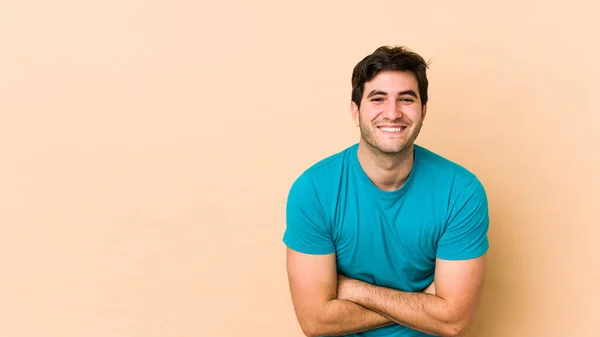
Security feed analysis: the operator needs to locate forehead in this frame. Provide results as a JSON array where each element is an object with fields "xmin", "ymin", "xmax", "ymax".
[{"xmin": 364, "ymin": 70, "xmax": 418, "ymax": 92}]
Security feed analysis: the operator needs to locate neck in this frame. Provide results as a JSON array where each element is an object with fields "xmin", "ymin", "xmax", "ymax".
[{"xmin": 357, "ymin": 140, "xmax": 415, "ymax": 192}]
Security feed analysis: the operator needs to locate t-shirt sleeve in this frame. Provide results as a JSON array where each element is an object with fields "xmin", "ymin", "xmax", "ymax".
[
  {"xmin": 436, "ymin": 175, "xmax": 490, "ymax": 260},
  {"xmin": 282, "ymin": 172, "xmax": 336, "ymax": 255}
]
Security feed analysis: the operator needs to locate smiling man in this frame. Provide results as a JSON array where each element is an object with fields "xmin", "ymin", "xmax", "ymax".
[{"xmin": 283, "ymin": 46, "xmax": 490, "ymax": 337}]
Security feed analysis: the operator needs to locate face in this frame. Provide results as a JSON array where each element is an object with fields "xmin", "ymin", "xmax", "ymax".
[{"xmin": 351, "ymin": 70, "xmax": 427, "ymax": 156}]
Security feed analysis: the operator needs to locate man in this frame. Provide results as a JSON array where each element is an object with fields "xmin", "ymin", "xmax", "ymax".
[{"xmin": 282, "ymin": 46, "xmax": 489, "ymax": 337}]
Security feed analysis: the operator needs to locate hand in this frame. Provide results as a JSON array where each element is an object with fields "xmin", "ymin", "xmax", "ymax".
[
  {"xmin": 336, "ymin": 273, "xmax": 364, "ymax": 302},
  {"xmin": 423, "ymin": 280, "xmax": 436, "ymax": 295}
]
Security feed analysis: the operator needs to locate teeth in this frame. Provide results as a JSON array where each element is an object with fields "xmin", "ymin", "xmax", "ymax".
[{"xmin": 380, "ymin": 127, "xmax": 404, "ymax": 132}]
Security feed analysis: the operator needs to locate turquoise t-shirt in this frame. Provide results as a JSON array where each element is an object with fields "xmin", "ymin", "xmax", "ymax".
[{"xmin": 283, "ymin": 143, "xmax": 490, "ymax": 337}]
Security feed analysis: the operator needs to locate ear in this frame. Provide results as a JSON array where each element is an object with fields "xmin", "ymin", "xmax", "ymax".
[
  {"xmin": 421, "ymin": 103, "xmax": 427, "ymax": 122},
  {"xmin": 351, "ymin": 101, "xmax": 360, "ymax": 127}
]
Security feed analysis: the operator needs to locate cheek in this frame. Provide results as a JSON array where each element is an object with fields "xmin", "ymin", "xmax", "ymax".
[
  {"xmin": 405, "ymin": 107, "xmax": 424, "ymax": 121},
  {"xmin": 359, "ymin": 107, "xmax": 380, "ymax": 121}
]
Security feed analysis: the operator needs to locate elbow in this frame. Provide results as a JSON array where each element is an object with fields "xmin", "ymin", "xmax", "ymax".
[
  {"xmin": 300, "ymin": 324, "xmax": 323, "ymax": 337},
  {"xmin": 303, "ymin": 331, "xmax": 320, "ymax": 337},
  {"xmin": 440, "ymin": 312, "xmax": 472, "ymax": 337},
  {"xmin": 302, "ymin": 323, "xmax": 333, "ymax": 337},
  {"xmin": 299, "ymin": 324, "xmax": 317, "ymax": 337},
  {"xmin": 299, "ymin": 315, "xmax": 340, "ymax": 337},
  {"xmin": 441, "ymin": 322, "xmax": 467, "ymax": 337},
  {"xmin": 295, "ymin": 301, "xmax": 336, "ymax": 337},
  {"xmin": 297, "ymin": 317, "xmax": 324, "ymax": 337},
  {"xmin": 439, "ymin": 310, "xmax": 470, "ymax": 337}
]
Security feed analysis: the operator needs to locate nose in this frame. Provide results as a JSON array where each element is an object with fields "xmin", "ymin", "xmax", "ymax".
[{"xmin": 383, "ymin": 100, "xmax": 403, "ymax": 120}]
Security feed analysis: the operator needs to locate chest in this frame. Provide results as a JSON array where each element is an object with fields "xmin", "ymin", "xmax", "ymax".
[{"xmin": 329, "ymin": 193, "xmax": 446, "ymax": 289}]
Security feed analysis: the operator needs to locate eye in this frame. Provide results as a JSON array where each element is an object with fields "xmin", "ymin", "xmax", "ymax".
[
  {"xmin": 371, "ymin": 97, "xmax": 384, "ymax": 102},
  {"xmin": 400, "ymin": 97, "xmax": 415, "ymax": 103}
]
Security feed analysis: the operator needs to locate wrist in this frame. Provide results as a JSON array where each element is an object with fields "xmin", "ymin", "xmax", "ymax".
[{"xmin": 350, "ymin": 279, "xmax": 371, "ymax": 305}]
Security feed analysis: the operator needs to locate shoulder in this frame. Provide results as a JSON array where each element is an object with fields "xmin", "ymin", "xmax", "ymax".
[
  {"xmin": 289, "ymin": 144, "xmax": 356, "ymax": 191},
  {"xmin": 284, "ymin": 145, "xmax": 356, "ymax": 237},
  {"xmin": 415, "ymin": 144, "xmax": 475, "ymax": 176},
  {"xmin": 414, "ymin": 144, "xmax": 487, "ymax": 198}
]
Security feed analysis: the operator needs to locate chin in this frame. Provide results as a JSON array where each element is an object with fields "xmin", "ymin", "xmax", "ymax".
[
  {"xmin": 360, "ymin": 129, "xmax": 416, "ymax": 156},
  {"xmin": 371, "ymin": 142, "xmax": 411, "ymax": 155},
  {"xmin": 380, "ymin": 146, "xmax": 410, "ymax": 155}
]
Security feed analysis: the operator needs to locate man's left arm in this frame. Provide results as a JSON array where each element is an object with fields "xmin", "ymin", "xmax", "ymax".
[
  {"xmin": 338, "ymin": 176, "xmax": 490, "ymax": 337},
  {"xmin": 338, "ymin": 256, "xmax": 485, "ymax": 337}
]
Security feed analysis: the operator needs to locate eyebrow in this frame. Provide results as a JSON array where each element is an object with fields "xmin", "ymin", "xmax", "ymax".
[{"xmin": 367, "ymin": 90, "xmax": 418, "ymax": 98}]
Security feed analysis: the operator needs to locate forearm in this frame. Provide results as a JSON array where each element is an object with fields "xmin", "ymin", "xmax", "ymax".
[
  {"xmin": 353, "ymin": 285, "xmax": 463, "ymax": 337},
  {"xmin": 306, "ymin": 298, "xmax": 393, "ymax": 337}
]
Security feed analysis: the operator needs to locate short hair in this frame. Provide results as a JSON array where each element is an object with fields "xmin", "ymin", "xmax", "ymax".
[{"xmin": 351, "ymin": 46, "xmax": 430, "ymax": 108}]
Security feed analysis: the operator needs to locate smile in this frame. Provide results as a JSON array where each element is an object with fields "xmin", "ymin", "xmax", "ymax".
[{"xmin": 378, "ymin": 126, "xmax": 407, "ymax": 134}]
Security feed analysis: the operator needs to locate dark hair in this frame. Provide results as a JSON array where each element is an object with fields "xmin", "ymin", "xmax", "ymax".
[{"xmin": 351, "ymin": 46, "xmax": 430, "ymax": 108}]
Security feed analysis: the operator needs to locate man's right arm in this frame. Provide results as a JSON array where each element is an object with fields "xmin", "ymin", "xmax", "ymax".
[
  {"xmin": 286, "ymin": 247, "xmax": 394, "ymax": 337},
  {"xmin": 283, "ymin": 172, "xmax": 433, "ymax": 336}
]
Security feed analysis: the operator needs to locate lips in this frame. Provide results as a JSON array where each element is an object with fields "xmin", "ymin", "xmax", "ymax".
[{"xmin": 377, "ymin": 125, "xmax": 407, "ymax": 134}]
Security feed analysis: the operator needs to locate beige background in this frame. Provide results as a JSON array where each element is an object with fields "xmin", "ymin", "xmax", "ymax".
[{"xmin": 1, "ymin": 1, "xmax": 598, "ymax": 336}]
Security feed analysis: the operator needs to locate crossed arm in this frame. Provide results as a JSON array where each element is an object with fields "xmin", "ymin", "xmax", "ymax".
[{"xmin": 286, "ymin": 248, "xmax": 485, "ymax": 337}]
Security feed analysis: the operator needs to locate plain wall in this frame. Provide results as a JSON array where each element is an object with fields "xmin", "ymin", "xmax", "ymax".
[{"xmin": 1, "ymin": 1, "xmax": 598, "ymax": 336}]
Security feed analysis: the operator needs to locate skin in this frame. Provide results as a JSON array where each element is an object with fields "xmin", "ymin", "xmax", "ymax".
[
  {"xmin": 286, "ymin": 70, "xmax": 486, "ymax": 337},
  {"xmin": 351, "ymin": 70, "xmax": 426, "ymax": 192}
]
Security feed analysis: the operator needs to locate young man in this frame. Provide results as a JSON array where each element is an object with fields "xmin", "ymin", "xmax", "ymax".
[{"xmin": 282, "ymin": 46, "xmax": 489, "ymax": 337}]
